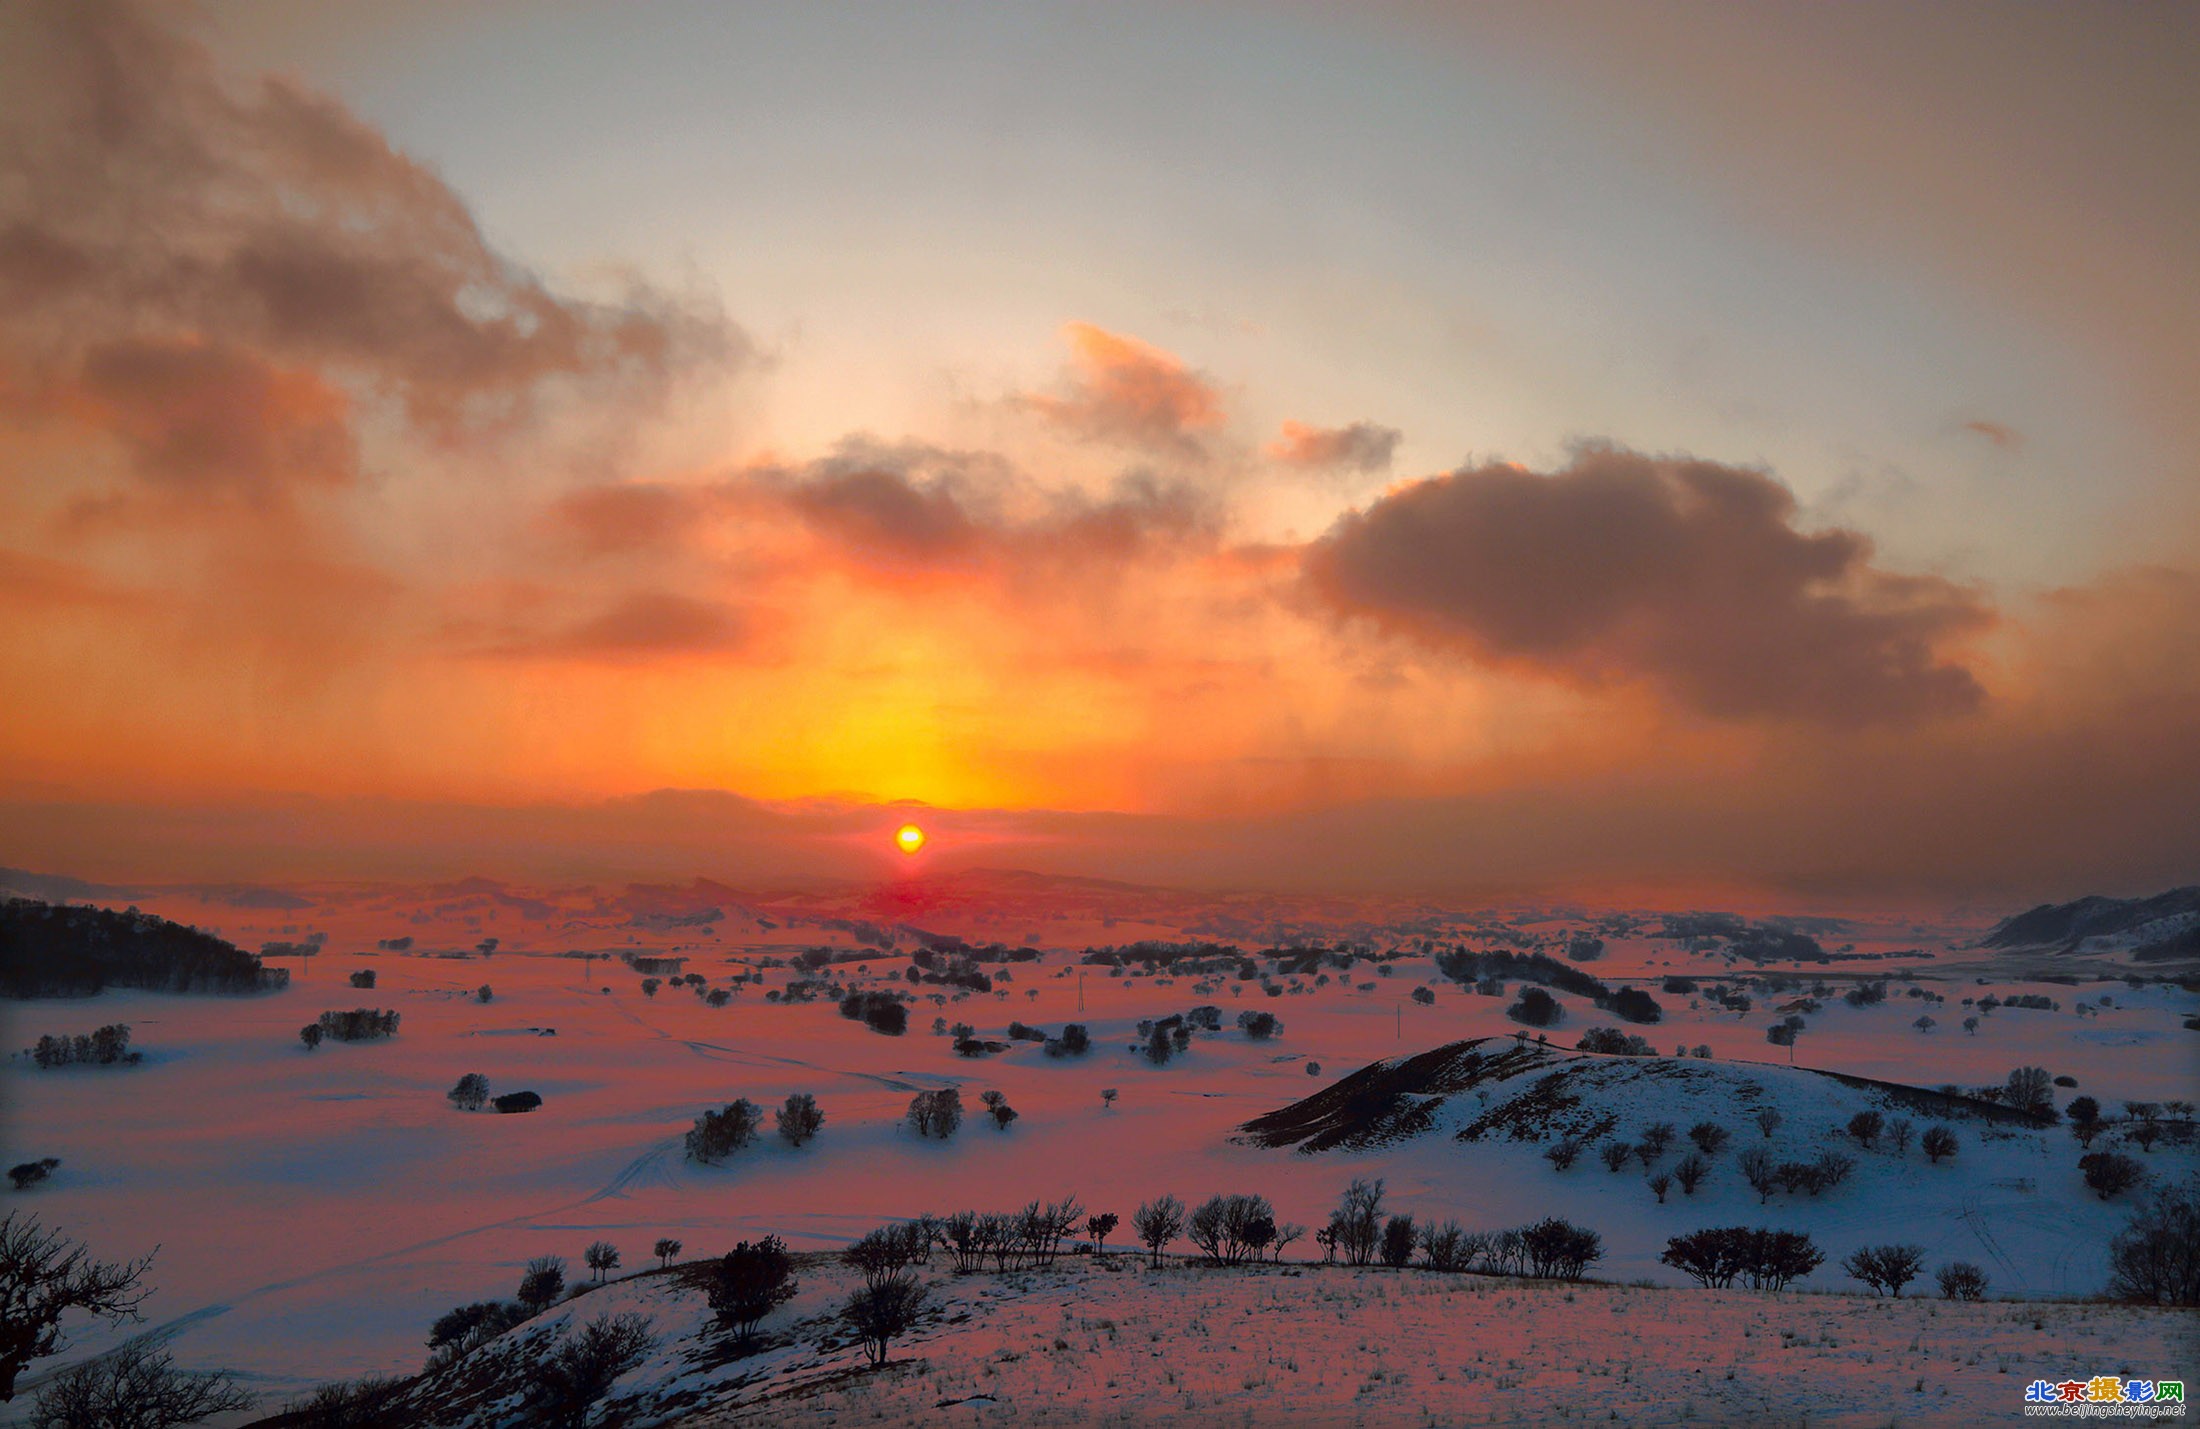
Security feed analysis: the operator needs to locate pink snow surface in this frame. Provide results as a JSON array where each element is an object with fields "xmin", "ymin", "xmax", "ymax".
[{"xmin": 2, "ymin": 883, "xmax": 2193, "ymax": 1420}]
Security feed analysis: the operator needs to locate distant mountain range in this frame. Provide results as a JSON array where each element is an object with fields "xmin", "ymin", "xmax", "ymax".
[{"xmin": 1982, "ymin": 885, "xmax": 2200, "ymax": 961}]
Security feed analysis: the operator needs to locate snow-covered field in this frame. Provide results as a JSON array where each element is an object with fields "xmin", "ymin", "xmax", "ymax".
[
  {"xmin": 372, "ymin": 1254, "xmax": 2197, "ymax": 1428},
  {"xmin": 2, "ymin": 881, "xmax": 2194, "ymax": 1423}
]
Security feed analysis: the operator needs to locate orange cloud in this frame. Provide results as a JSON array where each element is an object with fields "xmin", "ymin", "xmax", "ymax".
[
  {"xmin": 1266, "ymin": 419, "xmax": 1400, "ymax": 475},
  {"xmin": 67, "ymin": 336, "xmax": 357, "ymax": 500},
  {"xmin": 1961, "ymin": 419, "xmax": 2023, "ymax": 450},
  {"xmin": 494, "ymin": 591, "xmax": 749, "ymax": 663},
  {"xmin": 1020, "ymin": 323, "xmax": 1224, "ymax": 456}
]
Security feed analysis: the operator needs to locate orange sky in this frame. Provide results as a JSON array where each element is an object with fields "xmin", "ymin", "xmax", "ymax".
[{"xmin": 2, "ymin": 2, "xmax": 2195, "ymax": 902}]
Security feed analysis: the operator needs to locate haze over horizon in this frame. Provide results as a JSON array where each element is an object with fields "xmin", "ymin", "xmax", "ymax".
[{"xmin": 4, "ymin": 1, "xmax": 2197, "ymax": 903}]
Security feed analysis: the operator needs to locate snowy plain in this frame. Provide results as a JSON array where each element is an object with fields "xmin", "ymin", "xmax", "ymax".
[{"xmin": 2, "ymin": 877, "xmax": 2194, "ymax": 1423}]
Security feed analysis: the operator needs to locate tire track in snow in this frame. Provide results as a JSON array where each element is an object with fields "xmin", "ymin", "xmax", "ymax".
[
  {"xmin": 582, "ymin": 983, "xmax": 928, "ymax": 1092},
  {"xmin": 1957, "ymin": 1192, "xmax": 2022, "ymax": 1290}
]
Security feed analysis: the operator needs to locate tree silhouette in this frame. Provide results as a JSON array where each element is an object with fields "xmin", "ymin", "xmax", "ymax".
[
  {"xmin": 32, "ymin": 1342, "xmax": 250, "ymax": 1426},
  {"xmin": 776, "ymin": 1093, "xmax": 824, "ymax": 1147},
  {"xmin": 1133, "ymin": 1195, "xmax": 1186, "ymax": 1267},
  {"xmin": 844, "ymin": 1274, "xmax": 926, "ymax": 1367},
  {"xmin": 583, "ymin": 1241, "xmax": 621, "ymax": 1283},
  {"xmin": 516, "ymin": 1256, "xmax": 565, "ymax": 1311},
  {"xmin": 707, "ymin": 1237, "xmax": 798, "ymax": 1340},
  {"xmin": 447, "ymin": 1073, "xmax": 490, "ymax": 1112},
  {"xmin": 0, "ymin": 1213, "xmax": 154, "ymax": 1401},
  {"xmin": 1843, "ymin": 1244, "xmax": 1926, "ymax": 1297}
]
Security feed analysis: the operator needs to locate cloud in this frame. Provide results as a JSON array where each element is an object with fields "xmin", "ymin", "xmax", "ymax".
[
  {"xmin": 547, "ymin": 438, "xmax": 1220, "ymax": 576},
  {"xmin": 1961, "ymin": 419, "xmax": 2023, "ymax": 450},
  {"xmin": 544, "ymin": 482, "xmax": 702, "ymax": 557},
  {"xmin": 69, "ymin": 336, "xmax": 357, "ymax": 500},
  {"xmin": 478, "ymin": 591, "xmax": 747, "ymax": 663},
  {"xmin": 1304, "ymin": 445, "xmax": 1992, "ymax": 725},
  {"xmin": 1020, "ymin": 323, "xmax": 1224, "ymax": 456},
  {"xmin": 0, "ymin": 0, "xmax": 743, "ymax": 494},
  {"xmin": 0, "ymin": 550, "xmax": 147, "ymax": 611},
  {"xmin": 785, "ymin": 465, "xmax": 983, "ymax": 564},
  {"xmin": 1266, "ymin": 419, "xmax": 1400, "ymax": 475}
]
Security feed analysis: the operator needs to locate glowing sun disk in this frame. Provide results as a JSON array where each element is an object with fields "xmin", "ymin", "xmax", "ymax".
[{"xmin": 895, "ymin": 823, "xmax": 926, "ymax": 855}]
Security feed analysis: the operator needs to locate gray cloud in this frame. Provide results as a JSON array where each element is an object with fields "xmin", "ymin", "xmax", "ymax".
[
  {"xmin": 0, "ymin": 0, "xmax": 743, "ymax": 487},
  {"xmin": 1304, "ymin": 444, "xmax": 1992, "ymax": 725},
  {"xmin": 1267, "ymin": 420, "xmax": 1401, "ymax": 475}
]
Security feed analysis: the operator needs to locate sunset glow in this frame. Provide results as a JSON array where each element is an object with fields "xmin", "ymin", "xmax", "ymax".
[
  {"xmin": 4, "ymin": 7, "xmax": 2196, "ymax": 1421},
  {"xmin": 0, "ymin": 0, "xmax": 2191, "ymax": 904}
]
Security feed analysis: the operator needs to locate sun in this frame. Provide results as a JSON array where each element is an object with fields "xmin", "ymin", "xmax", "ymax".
[{"xmin": 894, "ymin": 823, "xmax": 926, "ymax": 856}]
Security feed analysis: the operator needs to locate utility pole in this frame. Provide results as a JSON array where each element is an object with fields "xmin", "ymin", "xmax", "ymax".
[
  {"xmin": 1077, "ymin": 969, "xmax": 1085, "ymax": 1014},
  {"xmin": 1395, "ymin": 1001, "xmax": 1401, "ymax": 1041}
]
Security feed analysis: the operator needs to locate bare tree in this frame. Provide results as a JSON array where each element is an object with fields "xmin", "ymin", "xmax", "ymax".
[
  {"xmin": 285, "ymin": 1373, "xmax": 410, "ymax": 1426},
  {"xmin": 2105, "ymin": 1176, "xmax": 2200, "ymax": 1306},
  {"xmin": 653, "ymin": 1238, "xmax": 682, "ymax": 1269},
  {"xmin": 844, "ymin": 1223, "xmax": 929, "ymax": 1289},
  {"xmin": 583, "ymin": 1241, "xmax": 621, "ymax": 1283},
  {"xmin": 1886, "ymin": 1118, "xmax": 1914, "ymax": 1157},
  {"xmin": 708, "ymin": 1238, "xmax": 798, "ymax": 1340},
  {"xmin": 1086, "ymin": 1212, "xmax": 1118, "ymax": 1255},
  {"xmin": 905, "ymin": 1089, "xmax": 961, "ymax": 1140},
  {"xmin": 844, "ymin": 1273, "xmax": 927, "ymax": 1366},
  {"xmin": 0, "ymin": 1213, "xmax": 154, "ymax": 1401},
  {"xmin": 1920, "ymin": 1124, "xmax": 1959, "ymax": 1164},
  {"xmin": 686, "ymin": 1100, "xmax": 764, "ymax": 1164},
  {"xmin": 1133, "ymin": 1195, "xmax": 1186, "ymax": 1268},
  {"xmin": 2081, "ymin": 1152, "xmax": 2145, "ymax": 1201},
  {"xmin": 527, "ymin": 1313, "xmax": 655, "ymax": 1429},
  {"xmin": 2005, "ymin": 1067, "xmax": 2056, "ymax": 1121},
  {"xmin": 447, "ymin": 1073, "xmax": 490, "ymax": 1112},
  {"xmin": 1332, "ymin": 1178, "xmax": 1386, "ymax": 1267},
  {"xmin": 1672, "ymin": 1154, "xmax": 1710, "ymax": 1196},
  {"xmin": 31, "ymin": 1342, "xmax": 250, "ymax": 1427},
  {"xmin": 1419, "ymin": 1220, "xmax": 1471, "ymax": 1272},
  {"xmin": 1738, "ymin": 1147, "xmax": 1779, "ymax": 1204},
  {"xmin": 1753, "ymin": 1107, "xmax": 1783, "ymax": 1139},
  {"xmin": 1843, "ymin": 1244, "xmax": 1926, "ymax": 1297},
  {"xmin": 516, "ymin": 1256, "xmax": 565, "ymax": 1311},
  {"xmin": 776, "ymin": 1093, "xmax": 824, "ymax": 1147},
  {"xmin": 1379, "ymin": 1214, "xmax": 1418, "ymax": 1268}
]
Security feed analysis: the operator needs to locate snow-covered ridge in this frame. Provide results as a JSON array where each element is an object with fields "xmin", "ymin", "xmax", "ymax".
[{"xmin": 1239, "ymin": 1037, "xmax": 2037, "ymax": 1154}]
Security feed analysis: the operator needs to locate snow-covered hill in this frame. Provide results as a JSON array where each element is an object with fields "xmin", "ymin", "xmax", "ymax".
[
  {"xmin": 1238, "ymin": 1037, "xmax": 2035, "ymax": 1153},
  {"xmin": 1232, "ymin": 1037, "xmax": 2195, "ymax": 1301},
  {"xmin": 294, "ymin": 1255, "xmax": 2195, "ymax": 1428}
]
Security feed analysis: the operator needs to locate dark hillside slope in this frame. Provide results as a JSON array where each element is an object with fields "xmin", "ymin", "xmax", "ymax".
[
  {"xmin": 1983, "ymin": 886, "xmax": 2199, "ymax": 952},
  {"xmin": 1, "ymin": 897, "xmax": 285, "ymax": 996}
]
